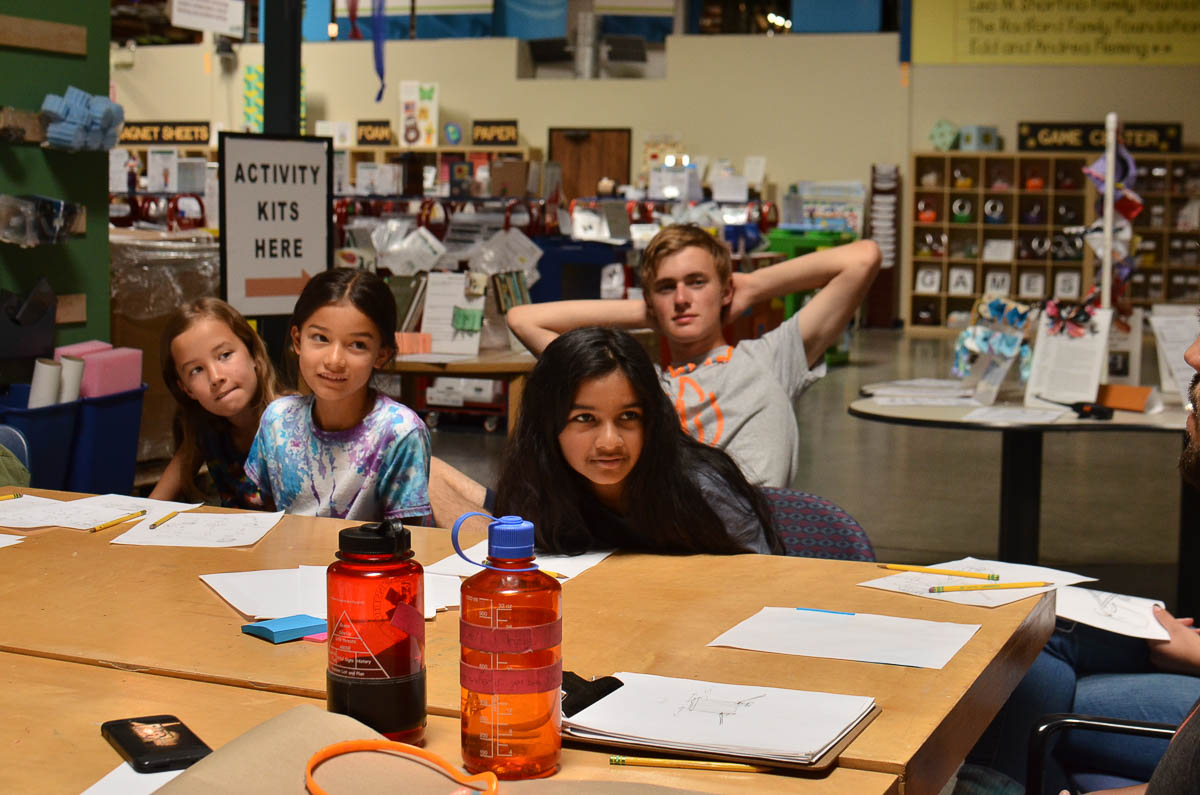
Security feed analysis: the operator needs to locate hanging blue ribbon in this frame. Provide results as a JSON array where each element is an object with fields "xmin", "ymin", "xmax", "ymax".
[{"xmin": 373, "ymin": 0, "xmax": 386, "ymax": 101}]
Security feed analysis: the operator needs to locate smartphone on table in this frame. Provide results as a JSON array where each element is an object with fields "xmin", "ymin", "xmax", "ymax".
[{"xmin": 100, "ymin": 714, "xmax": 212, "ymax": 773}]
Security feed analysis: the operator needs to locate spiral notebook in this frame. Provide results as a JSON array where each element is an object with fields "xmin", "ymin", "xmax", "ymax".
[{"xmin": 561, "ymin": 672, "xmax": 878, "ymax": 770}]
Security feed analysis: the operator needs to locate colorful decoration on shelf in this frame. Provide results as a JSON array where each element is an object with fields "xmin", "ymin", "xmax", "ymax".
[
  {"xmin": 929, "ymin": 119, "xmax": 959, "ymax": 152},
  {"xmin": 40, "ymin": 86, "xmax": 124, "ymax": 152},
  {"xmin": 444, "ymin": 122, "xmax": 462, "ymax": 146},
  {"xmin": 952, "ymin": 296, "xmax": 1035, "ymax": 382},
  {"xmin": 1083, "ymin": 141, "xmax": 1144, "ymax": 221},
  {"xmin": 1043, "ymin": 296, "xmax": 1098, "ymax": 338},
  {"xmin": 983, "ymin": 199, "xmax": 1006, "ymax": 224}
]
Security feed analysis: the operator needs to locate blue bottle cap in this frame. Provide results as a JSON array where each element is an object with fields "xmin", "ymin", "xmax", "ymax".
[{"xmin": 488, "ymin": 515, "xmax": 535, "ymax": 560}]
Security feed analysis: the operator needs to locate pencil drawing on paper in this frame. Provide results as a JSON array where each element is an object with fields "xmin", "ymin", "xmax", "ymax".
[
  {"xmin": 1083, "ymin": 590, "xmax": 1155, "ymax": 631},
  {"xmin": 675, "ymin": 689, "xmax": 765, "ymax": 725}
]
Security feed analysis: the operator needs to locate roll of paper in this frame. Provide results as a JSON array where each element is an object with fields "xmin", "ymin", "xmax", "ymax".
[
  {"xmin": 28, "ymin": 358, "xmax": 61, "ymax": 409},
  {"xmin": 58, "ymin": 355, "xmax": 85, "ymax": 403}
]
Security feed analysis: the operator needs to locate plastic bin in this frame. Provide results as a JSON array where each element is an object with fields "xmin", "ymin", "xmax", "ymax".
[
  {"xmin": 529, "ymin": 237, "xmax": 630, "ymax": 302},
  {"xmin": 66, "ymin": 384, "xmax": 147, "ymax": 496},
  {"xmin": 766, "ymin": 229, "xmax": 859, "ymax": 366},
  {"xmin": 0, "ymin": 384, "xmax": 80, "ymax": 489}
]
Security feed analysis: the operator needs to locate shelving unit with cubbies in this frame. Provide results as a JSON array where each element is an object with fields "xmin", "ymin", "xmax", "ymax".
[
  {"xmin": 907, "ymin": 151, "xmax": 1090, "ymax": 335},
  {"xmin": 1125, "ymin": 157, "xmax": 1200, "ymax": 304},
  {"xmin": 906, "ymin": 151, "xmax": 1200, "ymax": 335}
]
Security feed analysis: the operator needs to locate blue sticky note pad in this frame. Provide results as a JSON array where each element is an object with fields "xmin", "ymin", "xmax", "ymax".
[{"xmin": 241, "ymin": 614, "xmax": 326, "ymax": 644}]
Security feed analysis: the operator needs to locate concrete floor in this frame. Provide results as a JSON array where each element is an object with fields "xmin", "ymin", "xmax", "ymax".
[{"xmin": 431, "ymin": 329, "xmax": 1186, "ymax": 608}]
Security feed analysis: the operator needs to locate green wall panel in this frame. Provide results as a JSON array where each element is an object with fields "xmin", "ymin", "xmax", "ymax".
[{"xmin": 0, "ymin": 0, "xmax": 111, "ymax": 346}]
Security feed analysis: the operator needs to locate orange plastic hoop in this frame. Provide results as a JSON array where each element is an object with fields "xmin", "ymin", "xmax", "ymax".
[{"xmin": 305, "ymin": 739, "xmax": 499, "ymax": 795}]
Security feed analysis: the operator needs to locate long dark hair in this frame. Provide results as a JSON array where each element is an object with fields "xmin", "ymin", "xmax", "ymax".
[
  {"xmin": 494, "ymin": 327, "xmax": 779, "ymax": 555},
  {"xmin": 290, "ymin": 267, "xmax": 397, "ymax": 357},
  {"xmin": 161, "ymin": 297, "xmax": 285, "ymax": 497}
]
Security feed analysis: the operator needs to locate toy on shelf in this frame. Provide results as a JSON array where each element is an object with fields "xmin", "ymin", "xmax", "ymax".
[
  {"xmin": 929, "ymin": 120, "xmax": 959, "ymax": 152},
  {"xmin": 40, "ymin": 86, "xmax": 124, "ymax": 152}
]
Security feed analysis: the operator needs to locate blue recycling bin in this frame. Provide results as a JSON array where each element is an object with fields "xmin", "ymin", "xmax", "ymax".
[
  {"xmin": 530, "ymin": 237, "xmax": 630, "ymax": 302},
  {"xmin": 66, "ymin": 384, "xmax": 148, "ymax": 495},
  {"xmin": 0, "ymin": 384, "xmax": 80, "ymax": 489}
]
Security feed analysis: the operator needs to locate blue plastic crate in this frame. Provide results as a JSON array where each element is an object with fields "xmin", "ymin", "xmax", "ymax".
[
  {"xmin": 66, "ymin": 384, "xmax": 147, "ymax": 495},
  {"xmin": 0, "ymin": 384, "xmax": 80, "ymax": 489}
]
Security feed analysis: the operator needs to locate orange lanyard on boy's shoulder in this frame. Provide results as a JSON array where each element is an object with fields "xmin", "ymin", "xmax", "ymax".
[
  {"xmin": 305, "ymin": 739, "xmax": 498, "ymax": 794},
  {"xmin": 667, "ymin": 346, "xmax": 734, "ymax": 378}
]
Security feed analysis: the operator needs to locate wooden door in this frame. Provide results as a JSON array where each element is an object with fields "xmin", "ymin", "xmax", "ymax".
[{"xmin": 548, "ymin": 128, "xmax": 631, "ymax": 200}]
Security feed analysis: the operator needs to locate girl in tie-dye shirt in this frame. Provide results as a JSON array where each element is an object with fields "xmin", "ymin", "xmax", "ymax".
[{"xmin": 246, "ymin": 269, "xmax": 431, "ymax": 524}]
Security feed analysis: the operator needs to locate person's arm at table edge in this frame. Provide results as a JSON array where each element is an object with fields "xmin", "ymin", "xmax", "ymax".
[
  {"xmin": 506, "ymin": 299, "xmax": 652, "ymax": 356},
  {"xmin": 730, "ymin": 239, "xmax": 881, "ymax": 369}
]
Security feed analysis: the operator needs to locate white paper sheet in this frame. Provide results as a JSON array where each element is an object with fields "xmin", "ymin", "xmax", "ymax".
[
  {"xmin": 200, "ymin": 567, "xmax": 305, "ymax": 620},
  {"xmin": 0, "ymin": 533, "xmax": 25, "ymax": 548},
  {"xmin": 298, "ymin": 564, "xmax": 329, "ymax": 620},
  {"xmin": 201, "ymin": 565, "xmax": 460, "ymax": 622},
  {"xmin": 708, "ymin": 606, "xmax": 979, "ymax": 669},
  {"xmin": 113, "ymin": 511, "xmax": 284, "ymax": 548},
  {"xmin": 1057, "ymin": 586, "xmax": 1169, "ymax": 640},
  {"xmin": 875, "ymin": 396, "xmax": 982, "ymax": 407},
  {"xmin": 423, "ymin": 572, "xmax": 462, "ymax": 618},
  {"xmin": 424, "ymin": 541, "xmax": 613, "ymax": 580},
  {"xmin": 424, "ymin": 272, "xmax": 485, "ymax": 356},
  {"xmin": 0, "ymin": 494, "xmax": 59, "ymax": 520},
  {"xmin": 563, "ymin": 672, "xmax": 874, "ymax": 764},
  {"xmin": 1025, "ymin": 308, "xmax": 1113, "ymax": 407},
  {"xmin": 82, "ymin": 764, "xmax": 181, "ymax": 795},
  {"xmin": 0, "ymin": 494, "xmax": 198, "ymax": 530},
  {"xmin": 962, "ymin": 407, "xmax": 1065, "ymax": 424},
  {"xmin": 1149, "ymin": 311, "xmax": 1199, "ymax": 406},
  {"xmin": 859, "ymin": 557, "xmax": 1094, "ymax": 607}
]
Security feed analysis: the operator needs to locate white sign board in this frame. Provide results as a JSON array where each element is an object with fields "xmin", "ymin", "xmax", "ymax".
[
  {"xmin": 169, "ymin": 0, "xmax": 245, "ymax": 38},
  {"xmin": 220, "ymin": 133, "xmax": 332, "ymax": 316}
]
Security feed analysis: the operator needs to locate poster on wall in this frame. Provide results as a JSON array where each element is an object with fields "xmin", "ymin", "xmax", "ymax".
[
  {"xmin": 913, "ymin": 0, "xmax": 1200, "ymax": 65},
  {"xmin": 219, "ymin": 133, "xmax": 333, "ymax": 316},
  {"xmin": 399, "ymin": 82, "xmax": 438, "ymax": 148}
]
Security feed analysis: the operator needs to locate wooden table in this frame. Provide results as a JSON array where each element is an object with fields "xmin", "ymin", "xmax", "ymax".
[
  {"xmin": 848, "ymin": 395, "xmax": 1198, "ymax": 613},
  {"xmin": 384, "ymin": 348, "xmax": 536, "ymax": 433},
  {"xmin": 0, "ymin": 652, "xmax": 898, "ymax": 794},
  {"xmin": 0, "ymin": 489, "xmax": 1052, "ymax": 794}
]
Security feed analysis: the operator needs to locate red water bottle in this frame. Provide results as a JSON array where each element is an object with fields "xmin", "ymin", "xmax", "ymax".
[
  {"xmin": 326, "ymin": 519, "xmax": 426, "ymax": 744},
  {"xmin": 453, "ymin": 513, "xmax": 562, "ymax": 779}
]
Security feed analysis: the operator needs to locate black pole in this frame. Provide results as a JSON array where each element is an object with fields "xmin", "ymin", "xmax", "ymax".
[{"xmin": 264, "ymin": 0, "xmax": 303, "ymax": 135}]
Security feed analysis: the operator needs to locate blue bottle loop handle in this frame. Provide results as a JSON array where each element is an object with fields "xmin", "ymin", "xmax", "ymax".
[{"xmin": 450, "ymin": 511, "xmax": 539, "ymax": 572}]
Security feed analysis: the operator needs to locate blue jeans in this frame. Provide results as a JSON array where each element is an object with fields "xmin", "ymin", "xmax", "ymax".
[{"xmin": 963, "ymin": 619, "xmax": 1200, "ymax": 792}]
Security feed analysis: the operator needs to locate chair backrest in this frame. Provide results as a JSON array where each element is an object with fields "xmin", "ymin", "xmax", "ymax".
[
  {"xmin": 760, "ymin": 487, "xmax": 875, "ymax": 561},
  {"xmin": 0, "ymin": 424, "xmax": 30, "ymax": 471}
]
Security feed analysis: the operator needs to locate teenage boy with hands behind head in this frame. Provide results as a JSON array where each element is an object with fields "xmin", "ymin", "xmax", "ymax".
[{"xmin": 506, "ymin": 223, "xmax": 881, "ymax": 488}]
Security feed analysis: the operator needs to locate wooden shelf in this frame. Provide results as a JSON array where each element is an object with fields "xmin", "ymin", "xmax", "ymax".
[{"xmin": 905, "ymin": 151, "xmax": 1200, "ymax": 331}]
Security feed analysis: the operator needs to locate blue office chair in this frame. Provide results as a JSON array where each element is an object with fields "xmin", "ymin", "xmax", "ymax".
[
  {"xmin": 0, "ymin": 424, "xmax": 30, "ymax": 471},
  {"xmin": 760, "ymin": 487, "xmax": 875, "ymax": 561}
]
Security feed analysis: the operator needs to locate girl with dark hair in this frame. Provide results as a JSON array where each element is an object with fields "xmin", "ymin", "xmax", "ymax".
[
  {"xmin": 151, "ymin": 297, "xmax": 285, "ymax": 508},
  {"xmin": 245, "ymin": 268, "xmax": 432, "ymax": 523},
  {"xmin": 493, "ymin": 327, "xmax": 780, "ymax": 555}
]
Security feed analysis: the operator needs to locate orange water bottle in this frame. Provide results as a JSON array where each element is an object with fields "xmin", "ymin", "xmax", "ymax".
[
  {"xmin": 326, "ymin": 519, "xmax": 426, "ymax": 744},
  {"xmin": 452, "ymin": 513, "xmax": 562, "ymax": 779}
]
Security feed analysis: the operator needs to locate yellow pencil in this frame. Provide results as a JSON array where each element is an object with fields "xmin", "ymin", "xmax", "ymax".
[
  {"xmin": 89, "ymin": 509, "xmax": 147, "ymax": 533},
  {"xmin": 878, "ymin": 563, "xmax": 998, "ymax": 581},
  {"xmin": 609, "ymin": 755, "xmax": 769, "ymax": 773},
  {"xmin": 149, "ymin": 511, "xmax": 180, "ymax": 529},
  {"xmin": 541, "ymin": 569, "xmax": 567, "ymax": 579},
  {"xmin": 0, "ymin": 493, "xmax": 21, "ymax": 502},
  {"xmin": 929, "ymin": 581, "xmax": 1052, "ymax": 593}
]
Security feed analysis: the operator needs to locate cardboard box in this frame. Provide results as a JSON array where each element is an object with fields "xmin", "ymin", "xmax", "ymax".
[{"xmin": 491, "ymin": 159, "xmax": 529, "ymax": 198}]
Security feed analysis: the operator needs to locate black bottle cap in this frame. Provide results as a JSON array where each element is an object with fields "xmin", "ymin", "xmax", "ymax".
[{"xmin": 338, "ymin": 519, "xmax": 411, "ymax": 556}]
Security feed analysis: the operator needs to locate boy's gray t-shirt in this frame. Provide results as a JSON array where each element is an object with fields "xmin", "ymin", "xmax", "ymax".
[{"xmin": 657, "ymin": 319, "xmax": 824, "ymax": 488}]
